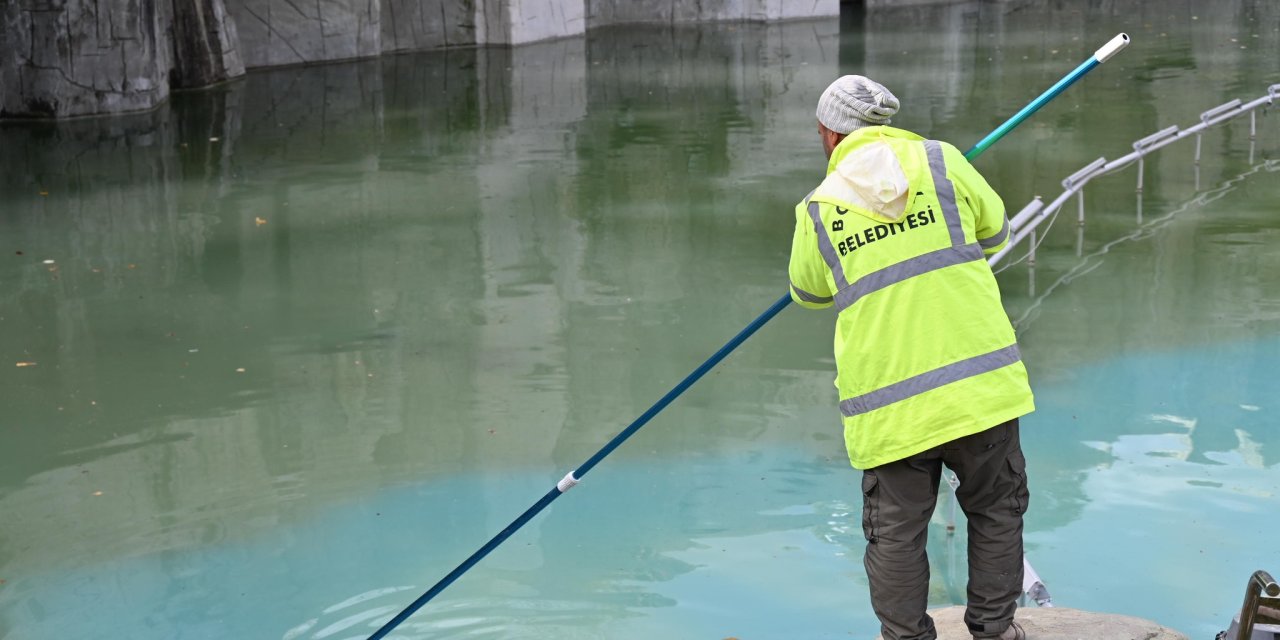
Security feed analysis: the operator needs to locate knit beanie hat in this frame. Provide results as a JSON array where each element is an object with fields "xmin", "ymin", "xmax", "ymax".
[{"xmin": 816, "ymin": 75, "xmax": 900, "ymax": 134}]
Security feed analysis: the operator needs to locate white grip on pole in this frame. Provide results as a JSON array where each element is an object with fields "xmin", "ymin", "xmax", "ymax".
[
  {"xmin": 556, "ymin": 472, "xmax": 579, "ymax": 493},
  {"xmin": 1094, "ymin": 33, "xmax": 1130, "ymax": 63}
]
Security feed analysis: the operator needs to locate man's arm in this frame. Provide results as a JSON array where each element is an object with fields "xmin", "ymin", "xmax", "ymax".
[
  {"xmin": 948, "ymin": 149, "xmax": 1010, "ymax": 256},
  {"xmin": 788, "ymin": 200, "xmax": 835, "ymax": 309}
]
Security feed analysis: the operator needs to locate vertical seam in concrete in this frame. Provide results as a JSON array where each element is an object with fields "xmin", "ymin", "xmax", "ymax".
[
  {"xmin": 64, "ymin": 7, "xmax": 78, "ymax": 84},
  {"xmin": 314, "ymin": 0, "xmax": 326, "ymax": 59},
  {"xmin": 242, "ymin": 4, "xmax": 307, "ymax": 64},
  {"xmin": 96, "ymin": 0, "xmax": 105, "ymax": 44},
  {"xmin": 385, "ymin": 0, "xmax": 398, "ymax": 50},
  {"xmin": 440, "ymin": 1, "xmax": 448, "ymax": 47}
]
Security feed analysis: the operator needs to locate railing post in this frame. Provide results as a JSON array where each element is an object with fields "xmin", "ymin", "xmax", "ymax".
[
  {"xmin": 1062, "ymin": 159, "xmax": 1106, "ymax": 229},
  {"xmin": 1133, "ymin": 126, "xmax": 1179, "ymax": 193},
  {"xmin": 1234, "ymin": 569, "xmax": 1280, "ymax": 640}
]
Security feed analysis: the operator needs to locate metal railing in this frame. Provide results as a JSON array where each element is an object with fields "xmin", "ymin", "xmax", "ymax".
[
  {"xmin": 944, "ymin": 83, "xmax": 1279, "ymax": 610},
  {"xmin": 1217, "ymin": 570, "xmax": 1280, "ymax": 640},
  {"xmin": 989, "ymin": 82, "xmax": 1280, "ymax": 270}
]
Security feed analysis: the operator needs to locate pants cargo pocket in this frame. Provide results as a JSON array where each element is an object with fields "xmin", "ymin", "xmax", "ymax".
[
  {"xmin": 1007, "ymin": 450, "xmax": 1030, "ymax": 515},
  {"xmin": 861, "ymin": 471, "xmax": 879, "ymax": 543}
]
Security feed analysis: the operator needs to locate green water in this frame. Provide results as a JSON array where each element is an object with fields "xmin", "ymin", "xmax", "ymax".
[{"xmin": 2, "ymin": 2, "xmax": 1279, "ymax": 639}]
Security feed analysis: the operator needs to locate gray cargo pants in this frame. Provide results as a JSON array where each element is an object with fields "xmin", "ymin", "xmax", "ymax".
[{"xmin": 861, "ymin": 418, "xmax": 1028, "ymax": 640}]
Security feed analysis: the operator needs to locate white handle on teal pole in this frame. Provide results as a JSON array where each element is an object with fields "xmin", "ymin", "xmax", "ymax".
[{"xmin": 1093, "ymin": 32, "xmax": 1131, "ymax": 63}]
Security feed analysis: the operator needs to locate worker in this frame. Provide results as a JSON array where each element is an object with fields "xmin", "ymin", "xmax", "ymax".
[{"xmin": 787, "ymin": 75, "xmax": 1036, "ymax": 640}]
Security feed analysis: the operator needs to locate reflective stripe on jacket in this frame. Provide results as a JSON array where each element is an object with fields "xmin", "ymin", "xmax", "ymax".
[{"xmin": 788, "ymin": 126, "xmax": 1033, "ymax": 470}]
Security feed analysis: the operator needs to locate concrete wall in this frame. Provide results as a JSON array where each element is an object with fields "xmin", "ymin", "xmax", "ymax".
[
  {"xmin": 586, "ymin": 0, "xmax": 838, "ymax": 25},
  {"xmin": 380, "ymin": 0, "xmax": 476, "ymax": 52},
  {"xmin": 0, "ymin": 0, "xmax": 242, "ymax": 119},
  {"xmin": 226, "ymin": 0, "xmax": 382, "ymax": 68},
  {"xmin": 0, "ymin": 0, "xmax": 838, "ymax": 119},
  {"xmin": 170, "ymin": 0, "xmax": 246, "ymax": 89},
  {"xmin": 0, "ymin": 0, "xmax": 174, "ymax": 118}
]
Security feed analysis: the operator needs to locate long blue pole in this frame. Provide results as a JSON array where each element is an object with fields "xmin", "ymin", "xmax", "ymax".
[
  {"xmin": 366, "ymin": 293, "xmax": 792, "ymax": 640},
  {"xmin": 367, "ymin": 33, "xmax": 1129, "ymax": 640}
]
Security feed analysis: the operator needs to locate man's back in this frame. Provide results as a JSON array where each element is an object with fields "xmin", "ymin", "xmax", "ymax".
[{"xmin": 788, "ymin": 125, "xmax": 1033, "ymax": 469}]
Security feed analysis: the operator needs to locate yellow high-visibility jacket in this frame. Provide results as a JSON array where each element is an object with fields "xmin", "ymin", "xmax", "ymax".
[{"xmin": 788, "ymin": 126, "xmax": 1034, "ymax": 470}]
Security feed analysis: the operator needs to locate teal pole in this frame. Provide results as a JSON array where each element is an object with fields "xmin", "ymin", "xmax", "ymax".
[
  {"xmin": 966, "ymin": 33, "xmax": 1129, "ymax": 159},
  {"xmin": 366, "ymin": 33, "xmax": 1130, "ymax": 640}
]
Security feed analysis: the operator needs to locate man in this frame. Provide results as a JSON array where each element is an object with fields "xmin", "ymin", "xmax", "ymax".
[{"xmin": 787, "ymin": 75, "xmax": 1035, "ymax": 640}]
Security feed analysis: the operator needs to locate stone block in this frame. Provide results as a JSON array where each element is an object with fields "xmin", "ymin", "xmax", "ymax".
[
  {"xmin": 0, "ymin": 0, "xmax": 170, "ymax": 117},
  {"xmin": 506, "ymin": 0, "xmax": 585, "ymax": 44},
  {"xmin": 381, "ymin": 0, "xmax": 475, "ymax": 51},
  {"xmin": 171, "ymin": 0, "xmax": 246, "ymax": 88},
  {"xmin": 227, "ymin": 0, "xmax": 381, "ymax": 67}
]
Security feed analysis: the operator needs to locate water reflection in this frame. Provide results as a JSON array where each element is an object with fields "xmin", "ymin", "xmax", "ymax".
[{"xmin": 1, "ymin": 2, "xmax": 1278, "ymax": 638}]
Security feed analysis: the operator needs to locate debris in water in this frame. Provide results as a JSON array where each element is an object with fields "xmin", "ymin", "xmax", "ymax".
[
  {"xmin": 92, "ymin": 491, "xmax": 103, "ymax": 496},
  {"xmin": 42, "ymin": 259, "xmax": 55, "ymax": 265},
  {"xmin": 15, "ymin": 250, "xmax": 22, "ymax": 256},
  {"xmin": 255, "ymin": 217, "xmax": 267, "ymax": 226},
  {"xmin": 38, "ymin": 190, "xmax": 48, "ymax": 196},
  {"xmin": 210, "ymin": 137, "xmax": 220, "ymax": 142},
  {"xmin": 235, "ymin": 367, "xmax": 246, "ymax": 373},
  {"xmin": 15, "ymin": 361, "xmax": 36, "ymax": 367}
]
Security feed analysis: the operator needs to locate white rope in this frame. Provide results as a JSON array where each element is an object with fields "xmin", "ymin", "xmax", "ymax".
[{"xmin": 556, "ymin": 472, "xmax": 579, "ymax": 493}]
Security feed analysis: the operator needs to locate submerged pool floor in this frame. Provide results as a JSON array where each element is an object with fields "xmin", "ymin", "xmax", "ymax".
[{"xmin": 5, "ymin": 332, "xmax": 1279, "ymax": 639}]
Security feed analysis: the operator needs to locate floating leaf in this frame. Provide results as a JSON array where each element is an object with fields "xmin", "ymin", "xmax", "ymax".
[{"xmin": 255, "ymin": 217, "xmax": 267, "ymax": 226}]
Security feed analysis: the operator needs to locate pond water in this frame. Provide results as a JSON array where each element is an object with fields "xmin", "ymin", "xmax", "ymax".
[{"xmin": 2, "ymin": 2, "xmax": 1278, "ymax": 639}]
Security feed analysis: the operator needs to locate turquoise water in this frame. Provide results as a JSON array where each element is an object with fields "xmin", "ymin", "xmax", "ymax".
[{"xmin": 2, "ymin": 3, "xmax": 1280, "ymax": 639}]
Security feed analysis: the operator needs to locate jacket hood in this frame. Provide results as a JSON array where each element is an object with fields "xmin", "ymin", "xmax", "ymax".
[{"xmin": 813, "ymin": 126, "xmax": 926, "ymax": 223}]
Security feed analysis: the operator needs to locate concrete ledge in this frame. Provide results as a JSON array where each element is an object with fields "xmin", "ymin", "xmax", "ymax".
[{"xmin": 874, "ymin": 606, "xmax": 1190, "ymax": 640}]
